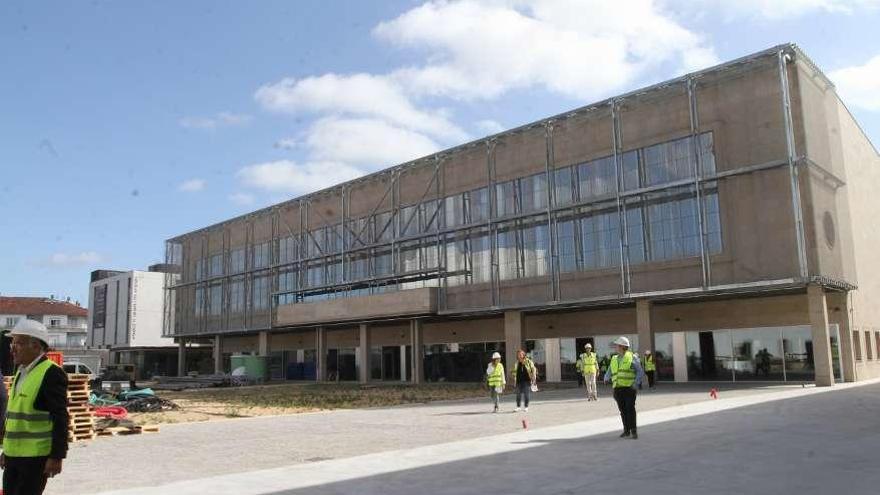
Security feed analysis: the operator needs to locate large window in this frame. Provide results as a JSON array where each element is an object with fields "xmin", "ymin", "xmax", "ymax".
[
  {"xmin": 645, "ymin": 190, "xmax": 701, "ymax": 262},
  {"xmin": 496, "ymin": 227, "xmax": 518, "ymax": 280},
  {"xmin": 578, "ymin": 156, "xmax": 617, "ymax": 200},
  {"xmin": 554, "ymin": 167, "xmax": 574, "ymax": 206},
  {"xmin": 520, "ymin": 173, "xmax": 548, "ymax": 213},
  {"xmin": 251, "ymin": 276, "xmax": 269, "ymax": 311},
  {"xmin": 209, "ymin": 254, "xmax": 223, "ymax": 278},
  {"xmin": 229, "ymin": 248, "xmax": 246, "ymax": 273},
  {"xmin": 581, "ymin": 209, "xmax": 620, "ymax": 270},
  {"xmin": 495, "ymin": 180, "xmax": 517, "ymax": 218},
  {"xmin": 229, "ymin": 277, "xmax": 245, "ymax": 314},
  {"xmin": 279, "ymin": 235, "xmax": 298, "ymax": 264},
  {"xmin": 208, "ymin": 284, "xmax": 222, "ymax": 316},
  {"xmin": 521, "ymin": 222, "xmax": 549, "ymax": 278},
  {"xmin": 557, "ymin": 219, "xmax": 577, "ymax": 273},
  {"xmin": 253, "ymin": 242, "xmax": 270, "ymax": 269}
]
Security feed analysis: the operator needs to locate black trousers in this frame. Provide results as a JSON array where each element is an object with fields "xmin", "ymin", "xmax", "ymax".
[
  {"xmin": 613, "ymin": 387, "xmax": 637, "ymax": 433},
  {"xmin": 3, "ymin": 456, "xmax": 49, "ymax": 495},
  {"xmin": 646, "ymin": 370, "xmax": 656, "ymax": 388},
  {"xmin": 515, "ymin": 381, "xmax": 530, "ymax": 408}
]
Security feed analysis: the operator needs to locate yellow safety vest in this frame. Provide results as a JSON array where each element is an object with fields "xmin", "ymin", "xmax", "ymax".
[
  {"xmin": 579, "ymin": 352, "xmax": 598, "ymax": 374},
  {"xmin": 4, "ymin": 359, "xmax": 57, "ymax": 457},
  {"xmin": 487, "ymin": 363, "xmax": 505, "ymax": 388},
  {"xmin": 644, "ymin": 354, "xmax": 656, "ymax": 372},
  {"xmin": 610, "ymin": 351, "xmax": 636, "ymax": 389}
]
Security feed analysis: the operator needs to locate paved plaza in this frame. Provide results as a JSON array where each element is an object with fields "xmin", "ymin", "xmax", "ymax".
[{"xmin": 40, "ymin": 380, "xmax": 879, "ymax": 494}]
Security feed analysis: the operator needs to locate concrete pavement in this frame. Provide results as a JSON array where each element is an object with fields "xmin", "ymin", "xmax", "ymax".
[{"xmin": 47, "ymin": 380, "xmax": 880, "ymax": 494}]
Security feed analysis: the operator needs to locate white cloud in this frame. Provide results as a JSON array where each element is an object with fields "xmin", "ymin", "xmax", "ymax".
[
  {"xmin": 179, "ymin": 112, "xmax": 253, "ymax": 130},
  {"xmin": 228, "ymin": 192, "xmax": 256, "ymax": 206},
  {"xmin": 38, "ymin": 251, "xmax": 105, "ymax": 268},
  {"xmin": 236, "ymin": 160, "xmax": 366, "ymax": 196},
  {"xmin": 474, "ymin": 119, "xmax": 506, "ymax": 135},
  {"xmin": 255, "ymin": 73, "xmax": 467, "ymax": 142},
  {"xmin": 831, "ymin": 54, "xmax": 880, "ymax": 111},
  {"xmin": 375, "ymin": 0, "xmax": 718, "ymax": 101},
  {"xmin": 177, "ymin": 178, "xmax": 206, "ymax": 192},
  {"xmin": 682, "ymin": 0, "xmax": 880, "ymax": 20},
  {"xmin": 304, "ymin": 117, "xmax": 439, "ymax": 165}
]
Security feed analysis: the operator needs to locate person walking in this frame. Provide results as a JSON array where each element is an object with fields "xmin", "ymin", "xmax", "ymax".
[
  {"xmin": 486, "ymin": 352, "xmax": 506, "ymax": 413},
  {"xmin": 1, "ymin": 319, "xmax": 69, "ymax": 495},
  {"xmin": 512, "ymin": 349, "xmax": 537, "ymax": 412},
  {"xmin": 643, "ymin": 350, "xmax": 657, "ymax": 390},
  {"xmin": 604, "ymin": 336, "xmax": 645, "ymax": 439},
  {"xmin": 579, "ymin": 343, "xmax": 599, "ymax": 401}
]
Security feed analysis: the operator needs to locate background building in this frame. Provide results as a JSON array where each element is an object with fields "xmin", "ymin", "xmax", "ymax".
[
  {"xmin": 0, "ymin": 295, "xmax": 90, "ymax": 373},
  {"xmin": 87, "ymin": 265, "xmax": 206, "ymax": 378},
  {"xmin": 162, "ymin": 44, "xmax": 880, "ymax": 385}
]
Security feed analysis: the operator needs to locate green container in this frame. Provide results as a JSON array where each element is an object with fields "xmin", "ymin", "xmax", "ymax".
[{"xmin": 230, "ymin": 354, "xmax": 268, "ymax": 382}]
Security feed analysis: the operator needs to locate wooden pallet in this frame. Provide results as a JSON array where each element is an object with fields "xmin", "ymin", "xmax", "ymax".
[{"xmin": 95, "ymin": 424, "xmax": 160, "ymax": 437}]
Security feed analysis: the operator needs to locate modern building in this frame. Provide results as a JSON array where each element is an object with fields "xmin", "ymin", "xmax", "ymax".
[
  {"xmin": 87, "ymin": 266, "xmax": 204, "ymax": 378},
  {"xmin": 163, "ymin": 44, "xmax": 880, "ymax": 386}
]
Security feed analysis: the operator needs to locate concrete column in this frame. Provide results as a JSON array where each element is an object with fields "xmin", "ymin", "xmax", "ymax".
[
  {"xmin": 544, "ymin": 338, "xmax": 561, "ymax": 382},
  {"xmin": 213, "ymin": 335, "xmax": 222, "ymax": 375},
  {"xmin": 808, "ymin": 285, "xmax": 835, "ymax": 386},
  {"xmin": 636, "ymin": 299, "xmax": 654, "ymax": 354},
  {"xmin": 177, "ymin": 339, "xmax": 186, "ymax": 377},
  {"xmin": 400, "ymin": 345, "xmax": 408, "ymax": 382},
  {"xmin": 315, "ymin": 327, "xmax": 326, "ymax": 382},
  {"xmin": 358, "ymin": 323, "xmax": 371, "ymax": 383},
  {"xmin": 672, "ymin": 332, "xmax": 688, "ymax": 383},
  {"xmin": 258, "ymin": 331, "xmax": 269, "ymax": 356},
  {"xmin": 504, "ymin": 311, "xmax": 524, "ymax": 372},
  {"xmin": 410, "ymin": 319, "xmax": 424, "ymax": 384},
  {"xmin": 828, "ymin": 292, "xmax": 856, "ymax": 382}
]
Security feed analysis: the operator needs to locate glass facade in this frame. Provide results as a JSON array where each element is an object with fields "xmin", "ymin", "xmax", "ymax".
[
  {"xmin": 685, "ymin": 326, "xmax": 842, "ymax": 382},
  {"xmin": 424, "ymin": 342, "xmax": 505, "ymax": 382},
  {"xmin": 177, "ymin": 132, "xmax": 723, "ymax": 332}
]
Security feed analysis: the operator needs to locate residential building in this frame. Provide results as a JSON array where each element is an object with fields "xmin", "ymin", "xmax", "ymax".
[
  {"xmin": 162, "ymin": 44, "xmax": 880, "ymax": 385},
  {"xmin": 0, "ymin": 296, "xmax": 89, "ymax": 374}
]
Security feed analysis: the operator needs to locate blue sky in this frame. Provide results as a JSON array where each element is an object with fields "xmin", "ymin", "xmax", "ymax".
[{"xmin": 2, "ymin": 0, "xmax": 879, "ymax": 306}]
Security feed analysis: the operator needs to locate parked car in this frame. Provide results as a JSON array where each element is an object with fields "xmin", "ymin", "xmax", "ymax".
[{"xmin": 63, "ymin": 361, "xmax": 97, "ymax": 380}]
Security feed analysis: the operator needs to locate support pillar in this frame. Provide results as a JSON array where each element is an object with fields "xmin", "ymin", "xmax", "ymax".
[
  {"xmin": 410, "ymin": 319, "xmax": 424, "ymax": 384},
  {"xmin": 828, "ymin": 292, "xmax": 856, "ymax": 382},
  {"xmin": 258, "ymin": 330, "xmax": 269, "ymax": 356},
  {"xmin": 808, "ymin": 285, "xmax": 834, "ymax": 386},
  {"xmin": 672, "ymin": 332, "xmax": 688, "ymax": 383},
  {"xmin": 213, "ymin": 335, "xmax": 222, "ymax": 375},
  {"xmin": 358, "ymin": 323, "xmax": 371, "ymax": 384},
  {"xmin": 504, "ymin": 311, "xmax": 524, "ymax": 372},
  {"xmin": 177, "ymin": 339, "xmax": 186, "ymax": 377},
  {"xmin": 544, "ymin": 338, "xmax": 561, "ymax": 382},
  {"xmin": 400, "ymin": 345, "xmax": 408, "ymax": 382},
  {"xmin": 636, "ymin": 299, "xmax": 654, "ymax": 354},
  {"xmin": 315, "ymin": 327, "xmax": 327, "ymax": 382}
]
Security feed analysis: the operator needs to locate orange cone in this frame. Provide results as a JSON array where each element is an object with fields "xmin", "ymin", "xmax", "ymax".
[{"xmin": 709, "ymin": 388, "xmax": 718, "ymax": 399}]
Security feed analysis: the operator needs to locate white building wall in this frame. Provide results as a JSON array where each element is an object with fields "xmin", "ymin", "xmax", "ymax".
[{"xmin": 88, "ymin": 271, "xmax": 172, "ymax": 349}]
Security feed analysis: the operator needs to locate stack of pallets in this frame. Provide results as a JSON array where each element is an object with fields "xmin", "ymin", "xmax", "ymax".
[
  {"xmin": 2, "ymin": 371, "xmax": 96, "ymax": 443},
  {"xmin": 67, "ymin": 373, "xmax": 95, "ymax": 442}
]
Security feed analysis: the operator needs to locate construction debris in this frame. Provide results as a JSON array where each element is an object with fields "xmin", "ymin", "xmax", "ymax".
[
  {"xmin": 152, "ymin": 374, "xmax": 230, "ymax": 390},
  {"xmin": 119, "ymin": 396, "xmax": 179, "ymax": 413}
]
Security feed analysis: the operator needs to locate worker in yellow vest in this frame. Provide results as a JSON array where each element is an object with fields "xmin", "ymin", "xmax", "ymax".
[
  {"xmin": 486, "ymin": 352, "xmax": 506, "ymax": 413},
  {"xmin": 1, "ymin": 319, "xmax": 69, "ymax": 494},
  {"xmin": 579, "ymin": 343, "xmax": 599, "ymax": 401},
  {"xmin": 643, "ymin": 350, "xmax": 657, "ymax": 390},
  {"xmin": 603, "ymin": 336, "xmax": 645, "ymax": 439}
]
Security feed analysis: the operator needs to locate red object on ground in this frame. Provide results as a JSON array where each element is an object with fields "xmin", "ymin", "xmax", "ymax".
[
  {"xmin": 710, "ymin": 388, "xmax": 718, "ymax": 399},
  {"xmin": 94, "ymin": 406, "xmax": 128, "ymax": 420},
  {"xmin": 47, "ymin": 351, "xmax": 64, "ymax": 366},
  {"xmin": 522, "ymin": 419, "xmax": 528, "ymax": 430}
]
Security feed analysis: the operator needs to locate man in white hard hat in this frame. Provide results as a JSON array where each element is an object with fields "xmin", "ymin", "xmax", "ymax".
[
  {"xmin": 1, "ymin": 319, "xmax": 69, "ymax": 494},
  {"xmin": 486, "ymin": 351, "xmax": 506, "ymax": 413},
  {"xmin": 603, "ymin": 336, "xmax": 645, "ymax": 439},
  {"xmin": 579, "ymin": 343, "xmax": 599, "ymax": 401}
]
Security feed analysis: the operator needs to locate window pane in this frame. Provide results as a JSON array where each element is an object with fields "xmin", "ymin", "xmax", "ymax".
[
  {"xmin": 469, "ymin": 187, "xmax": 490, "ymax": 223},
  {"xmin": 495, "ymin": 181, "xmax": 517, "ymax": 217},
  {"xmin": 496, "ymin": 228, "xmax": 517, "ymax": 280},
  {"xmin": 554, "ymin": 167, "xmax": 574, "ymax": 206},
  {"xmin": 520, "ymin": 173, "xmax": 548, "ymax": 213},
  {"xmin": 642, "ymin": 136, "xmax": 694, "ymax": 187},
  {"xmin": 581, "ymin": 210, "xmax": 620, "ymax": 270},
  {"xmin": 578, "ymin": 157, "xmax": 616, "ymax": 200},
  {"xmin": 521, "ymin": 222, "xmax": 549, "ymax": 278},
  {"xmin": 557, "ymin": 219, "xmax": 577, "ymax": 273}
]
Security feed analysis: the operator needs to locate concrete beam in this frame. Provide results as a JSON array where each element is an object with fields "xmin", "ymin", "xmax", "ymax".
[
  {"xmin": 358, "ymin": 323, "xmax": 371, "ymax": 384},
  {"xmin": 213, "ymin": 335, "xmax": 222, "ymax": 375},
  {"xmin": 504, "ymin": 311, "xmax": 524, "ymax": 372},
  {"xmin": 177, "ymin": 339, "xmax": 186, "ymax": 377},
  {"xmin": 315, "ymin": 327, "xmax": 327, "ymax": 382},
  {"xmin": 410, "ymin": 320, "xmax": 424, "ymax": 384},
  {"xmin": 636, "ymin": 299, "xmax": 654, "ymax": 354},
  {"xmin": 827, "ymin": 293, "xmax": 856, "ymax": 382},
  {"xmin": 808, "ymin": 285, "xmax": 834, "ymax": 386}
]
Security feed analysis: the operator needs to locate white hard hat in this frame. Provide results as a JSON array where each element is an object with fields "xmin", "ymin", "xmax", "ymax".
[
  {"xmin": 491, "ymin": 352, "xmax": 502, "ymax": 360},
  {"xmin": 612, "ymin": 336, "xmax": 631, "ymax": 347},
  {"xmin": 645, "ymin": 350, "xmax": 652, "ymax": 355},
  {"xmin": 10, "ymin": 319, "xmax": 50, "ymax": 346},
  {"xmin": 584, "ymin": 343, "xmax": 592, "ymax": 348}
]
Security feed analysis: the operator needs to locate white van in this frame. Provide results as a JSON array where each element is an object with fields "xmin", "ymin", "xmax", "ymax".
[{"xmin": 63, "ymin": 361, "xmax": 96, "ymax": 380}]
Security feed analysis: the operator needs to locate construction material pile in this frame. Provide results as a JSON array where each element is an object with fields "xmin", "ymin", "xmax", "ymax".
[
  {"xmin": 2, "ymin": 372, "xmax": 95, "ymax": 443},
  {"xmin": 152, "ymin": 374, "xmax": 230, "ymax": 390}
]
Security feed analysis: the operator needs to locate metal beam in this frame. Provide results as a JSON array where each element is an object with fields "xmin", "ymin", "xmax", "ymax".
[
  {"xmin": 687, "ymin": 77, "xmax": 711, "ymax": 289},
  {"xmin": 610, "ymin": 100, "xmax": 630, "ymax": 295},
  {"xmin": 779, "ymin": 50, "xmax": 810, "ymax": 280}
]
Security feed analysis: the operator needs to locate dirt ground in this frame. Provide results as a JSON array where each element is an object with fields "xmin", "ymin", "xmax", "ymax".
[{"xmin": 128, "ymin": 382, "xmax": 493, "ymax": 425}]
